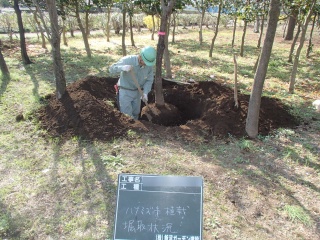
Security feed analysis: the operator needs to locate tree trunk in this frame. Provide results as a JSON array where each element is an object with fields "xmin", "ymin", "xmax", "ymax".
[
  {"xmin": 199, "ymin": 8, "xmax": 205, "ymax": 45},
  {"xmin": 45, "ymin": 0, "xmax": 66, "ymax": 99},
  {"xmin": 306, "ymin": 13, "xmax": 316, "ymax": 58},
  {"xmin": 284, "ymin": 13, "xmax": 298, "ymax": 40},
  {"xmin": 253, "ymin": 52, "xmax": 260, "ymax": 72},
  {"xmin": 129, "ymin": 14, "xmax": 135, "ymax": 47},
  {"xmin": 289, "ymin": 0, "xmax": 315, "ymax": 94},
  {"xmin": 257, "ymin": 1, "xmax": 267, "ymax": 49},
  {"xmin": 70, "ymin": 21, "xmax": 75, "ymax": 37},
  {"xmin": 246, "ymin": 0, "xmax": 280, "ymax": 138},
  {"xmin": 257, "ymin": 13, "xmax": 265, "ymax": 48},
  {"xmin": 254, "ymin": 15, "xmax": 260, "ymax": 33},
  {"xmin": 75, "ymin": 0, "xmax": 91, "ymax": 58},
  {"xmin": 164, "ymin": 20, "xmax": 172, "ymax": 79},
  {"xmin": 85, "ymin": 0, "xmax": 91, "ymax": 36},
  {"xmin": 209, "ymin": 1, "xmax": 222, "ymax": 57},
  {"xmin": 282, "ymin": 19, "xmax": 288, "ymax": 38},
  {"xmin": 231, "ymin": 16, "xmax": 237, "ymax": 48},
  {"xmin": 172, "ymin": 11, "xmax": 176, "ymax": 43},
  {"xmin": 85, "ymin": 11, "xmax": 90, "ymax": 37},
  {"xmin": 0, "ymin": 40, "xmax": 10, "ymax": 77},
  {"xmin": 233, "ymin": 54, "xmax": 238, "ymax": 108},
  {"xmin": 151, "ymin": 15, "xmax": 155, "ymax": 40},
  {"xmin": 240, "ymin": 21, "xmax": 247, "ymax": 57},
  {"xmin": 13, "ymin": 0, "xmax": 32, "ymax": 64},
  {"xmin": 288, "ymin": 24, "xmax": 301, "ymax": 63},
  {"xmin": 33, "ymin": 8, "xmax": 46, "ymax": 49},
  {"xmin": 155, "ymin": 0, "xmax": 176, "ymax": 106},
  {"xmin": 106, "ymin": 6, "xmax": 111, "ymax": 42},
  {"xmin": 62, "ymin": 20, "xmax": 68, "ymax": 46},
  {"xmin": 121, "ymin": 5, "xmax": 126, "ymax": 56}
]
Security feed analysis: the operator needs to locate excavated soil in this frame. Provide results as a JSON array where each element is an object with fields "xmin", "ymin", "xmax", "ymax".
[{"xmin": 36, "ymin": 76, "xmax": 300, "ymax": 142}]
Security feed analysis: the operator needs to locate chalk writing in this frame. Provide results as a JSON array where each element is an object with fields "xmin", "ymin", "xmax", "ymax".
[
  {"xmin": 123, "ymin": 220, "xmax": 178, "ymax": 234},
  {"xmin": 114, "ymin": 174, "xmax": 203, "ymax": 240},
  {"xmin": 125, "ymin": 205, "xmax": 189, "ymax": 218}
]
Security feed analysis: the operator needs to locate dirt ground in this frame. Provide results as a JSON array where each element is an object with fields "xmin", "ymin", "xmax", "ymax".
[{"xmin": 36, "ymin": 75, "xmax": 300, "ymax": 142}]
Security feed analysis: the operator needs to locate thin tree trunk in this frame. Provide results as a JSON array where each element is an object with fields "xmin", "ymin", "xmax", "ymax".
[
  {"xmin": 232, "ymin": 16, "xmax": 237, "ymax": 48},
  {"xmin": 75, "ymin": 0, "xmax": 91, "ymax": 58},
  {"xmin": 106, "ymin": 6, "xmax": 111, "ymax": 42},
  {"xmin": 240, "ymin": 21, "xmax": 247, "ymax": 57},
  {"xmin": 289, "ymin": 0, "xmax": 316, "ymax": 94},
  {"xmin": 199, "ymin": 8, "xmax": 205, "ymax": 45},
  {"xmin": 85, "ymin": 0, "xmax": 91, "ymax": 36},
  {"xmin": 151, "ymin": 15, "xmax": 155, "ymax": 40},
  {"xmin": 121, "ymin": 5, "xmax": 126, "ymax": 56},
  {"xmin": 306, "ymin": 13, "xmax": 316, "ymax": 58},
  {"xmin": 209, "ymin": 0, "xmax": 222, "ymax": 57},
  {"xmin": 282, "ymin": 19, "xmax": 288, "ymax": 38},
  {"xmin": 246, "ymin": 0, "xmax": 280, "ymax": 138},
  {"xmin": 253, "ymin": 52, "xmax": 260, "ymax": 72},
  {"xmin": 172, "ymin": 12, "xmax": 176, "ymax": 43},
  {"xmin": 257, "ymin": 15, "xmax": 265, "ymax": 48},
  {"xmin": 85, "ymin": 12, "xmax": 90, "ymax": 37},
  {"xmin": 13, "ymin": 0, "xmax": 32, "ymax": 64},
  {"xmin": 45, "ymin": 0, "xmax": 66, "ymax": 99},
  {"xmin": 129, "ymin": 14, "xmax": 135, "ymax": 47},
  {"xmin": 257, "ymin": 2, "xmax": 266, "ymax": 49},
  {"xmin": 33, "ymin": 8, "xmax": 46, "ymax": 49},
  {"xmin": 233, "ymin": 54, "xmax": 238, "ymax": 108},
  {"xmin": 62, "ymin": 19, "xmax": 68, "ymax": 46},
  {"xmin": 70, "ymin": 21, "xmax": 75, "ymax": 37},
  {"xmin": 164, "ymin": 20, "xmax": 172, "ymax": 79},
  {"xmin": 288, "ymin": 24, "xmax": 301, "ymax": 63},
  {"xmin": 254, "ymin": 15, "xmax": 260, "ymax": 33}
]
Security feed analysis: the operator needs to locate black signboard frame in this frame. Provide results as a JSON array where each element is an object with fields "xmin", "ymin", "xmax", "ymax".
[{"xmin": 114, "ymin": 174, "xmax": 203, "ymax": 240}]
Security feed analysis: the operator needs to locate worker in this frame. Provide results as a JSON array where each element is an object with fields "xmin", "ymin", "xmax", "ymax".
[{"xmin": 109, "ymin": 46, "xmax": 156, "ymax": 120}]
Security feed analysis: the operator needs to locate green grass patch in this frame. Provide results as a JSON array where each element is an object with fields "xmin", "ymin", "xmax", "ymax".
[{"xmin": 283, "ymin": 205, "xmax": 313, "ymax": 226}]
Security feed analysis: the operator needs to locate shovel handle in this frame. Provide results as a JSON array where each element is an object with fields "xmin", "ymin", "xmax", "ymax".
[
  {"xmin": 129, "ymin": 70, "xmax": 148, "ymax": 105},
  {"xmin": 129, "ymin": 69, "xmax": 153, "ymax": 121}
]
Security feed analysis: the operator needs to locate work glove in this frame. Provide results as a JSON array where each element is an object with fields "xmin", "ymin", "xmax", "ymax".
[
  {"xmin": 141, "ymin": 93, "xmax": 148, "ymax": 102},
  {"xmin": 121, "ymin": 65, "xmax": 132, "ymax": 72}
]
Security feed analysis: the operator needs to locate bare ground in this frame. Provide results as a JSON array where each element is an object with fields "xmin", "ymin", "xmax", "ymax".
[{"xmin": 36, "ymin": 75, "xmax": 300, "ymax": 142}]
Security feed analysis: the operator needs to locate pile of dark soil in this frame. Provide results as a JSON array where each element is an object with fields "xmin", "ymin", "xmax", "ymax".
[{"xmin": 36, "ymin": 76, "xmax": 300, "ymax": 142}]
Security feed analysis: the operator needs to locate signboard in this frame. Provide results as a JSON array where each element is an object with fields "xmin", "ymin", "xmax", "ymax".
[{"xmin": 114, "ymin": 174, "xmax": 203, "ymax": 240}]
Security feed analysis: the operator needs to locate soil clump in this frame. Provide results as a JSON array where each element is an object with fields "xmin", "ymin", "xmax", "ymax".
[{"xmin": 36, "ymin": 76, "xmax": 300, "ymax": 142}]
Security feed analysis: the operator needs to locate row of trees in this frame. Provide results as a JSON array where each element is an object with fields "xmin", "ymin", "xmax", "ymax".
[{"xmin": 0, "ymin": 0, "xmax": 319, "ymax": 138}]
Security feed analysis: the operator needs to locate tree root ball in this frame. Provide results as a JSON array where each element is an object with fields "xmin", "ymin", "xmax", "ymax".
[{"xmin": 141, "ymin": 103, "xmax": 182, "ymax": 126}]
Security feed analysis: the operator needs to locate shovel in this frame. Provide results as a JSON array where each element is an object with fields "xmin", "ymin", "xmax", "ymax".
[{"xmin": 129, "ymin": 70, "xmax": 154, "ymax": 121}]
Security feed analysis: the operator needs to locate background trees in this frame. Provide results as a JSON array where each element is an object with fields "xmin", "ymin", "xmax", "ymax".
[
  {"xmin": 246, "ymin": 0, "xmax": 281, "ymax": 138},
  {"xmin": 45, "ymin": 0, "xmax": 66, "ymax": 98},
  {"xmin": 13, "ymin": 0, "xmax": 32, "ymax": 64},
  {"xmin": 0, "ymin": 0, "xmax": 319, "ymax": 136}
]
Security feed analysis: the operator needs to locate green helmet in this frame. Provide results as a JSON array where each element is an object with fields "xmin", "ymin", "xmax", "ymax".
[{"xmin": 140, "ymin": 46, "xmax": 156, "ymax": 66}]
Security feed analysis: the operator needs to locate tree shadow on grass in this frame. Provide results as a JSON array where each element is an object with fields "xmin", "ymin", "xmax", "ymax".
[
  {"xmin": 188, "ymin": 133, "xmax": 320, "ymax": 237},
  {"xmin": 0, "ymin": 75, "xmax": 11, "ymax": 100},
  {"xmin": 48, "ymin": 92, "xmax": 117, "ymax": 238},
  {"xmin": 47, "ymin": 138, "xmax": 117, "ymax": 238},
  {"xmin": 24, "ymin": 65, "xmax": 40, "ymax": 100},
  {"xmin": 81, "ymin": 142, "xmax": 117, "ymax": 239},
  {"xmin": 0, "ymin": 201, "xmax": 21, "ymax": 239}
]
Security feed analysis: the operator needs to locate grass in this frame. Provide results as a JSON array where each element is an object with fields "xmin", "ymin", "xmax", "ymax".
[
  {"xmin": 284, "ymin": 205, "xmax": 313, "ymax": 226},
  {"xmin": 0, "ymin": 26, "xmax": 320, "ymax": 239}
]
